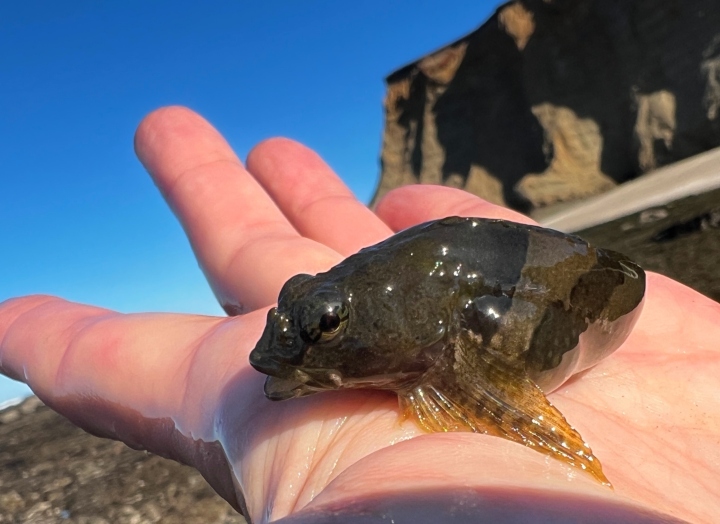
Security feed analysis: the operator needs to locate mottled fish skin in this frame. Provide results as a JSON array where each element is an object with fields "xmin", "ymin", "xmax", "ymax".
[{"xmin": 249, "ymin": 217, "xmax": 646, "ymax": 485}]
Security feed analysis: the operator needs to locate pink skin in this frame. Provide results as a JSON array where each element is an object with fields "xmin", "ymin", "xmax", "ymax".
[{"xmin": 1, "ymin": 106, "xmax": 719, "ymax": 523}]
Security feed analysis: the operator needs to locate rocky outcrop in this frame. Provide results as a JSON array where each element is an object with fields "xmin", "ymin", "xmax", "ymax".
[{"xmin": 375, "ymin": 0, "xmax": 720, "ymax": 210}]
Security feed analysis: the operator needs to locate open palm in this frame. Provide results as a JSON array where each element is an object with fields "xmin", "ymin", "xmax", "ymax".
[{"xmin": 1, "ymin": 107, "xmax": 717, "ymax": 524}]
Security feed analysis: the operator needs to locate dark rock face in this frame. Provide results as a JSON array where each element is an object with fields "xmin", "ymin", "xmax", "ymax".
[
  {"xmin": 376, "ymin": 0, "xmax": 720, "ymax": 210},
  {"xmin": 0, "ymin": 397, "xmax": 245, "ymax": 524}
]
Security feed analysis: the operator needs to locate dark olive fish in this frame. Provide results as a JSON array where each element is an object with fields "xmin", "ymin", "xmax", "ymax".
[{"xmin": 249, "ymin": 217, "xmax": 645, "ymax": 485}]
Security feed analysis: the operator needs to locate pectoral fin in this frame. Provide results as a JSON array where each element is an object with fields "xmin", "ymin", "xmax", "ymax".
[{"xmin": 398, "ymin": 342, "xmax": 610, "ymax": 486}]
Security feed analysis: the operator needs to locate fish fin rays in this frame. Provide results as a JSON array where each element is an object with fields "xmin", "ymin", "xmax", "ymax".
[
  {"xmin": 468, "ymin": 369, "xmax": 610, "ymax": 486},
  {"xmin": 398, "ymin": 345, "xmax": 611, "ymax": 486},
  {"xmin": 399, "ymin": 383, "xmax": 477, "ymax": 433}
]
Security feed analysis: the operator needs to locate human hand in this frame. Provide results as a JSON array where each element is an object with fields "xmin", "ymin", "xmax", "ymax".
[{"xmin": 1, "ymin": 107, "xmax": 717, "ymax": 523}]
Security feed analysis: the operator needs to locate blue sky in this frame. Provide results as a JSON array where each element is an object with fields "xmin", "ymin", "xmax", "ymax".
[{"xmin": 0, "ymin": 0, "xmax": 502, "ymax": 403}]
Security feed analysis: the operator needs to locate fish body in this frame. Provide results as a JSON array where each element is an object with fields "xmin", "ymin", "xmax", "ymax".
[{"xmin": 250, "ymin": 217, "xmax": 645, "ymax": 484}]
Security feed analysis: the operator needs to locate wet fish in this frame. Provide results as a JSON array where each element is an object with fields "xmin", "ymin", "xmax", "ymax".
[{"xmin": 250, "ymin": 217, "xmax": 646, "ymax": 485}]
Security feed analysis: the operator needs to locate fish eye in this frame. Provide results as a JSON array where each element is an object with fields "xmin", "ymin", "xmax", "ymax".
[
  {"xmin": 300, "ymin": 302, "xmax": 348, "ymax": 344},
  {"xmin": 319, "ymin": 311, "xmax": 341, "ymax": 333}
]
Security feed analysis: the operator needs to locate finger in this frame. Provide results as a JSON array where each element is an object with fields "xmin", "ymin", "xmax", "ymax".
[
  {"xmin": 134, "ymin": 107, "xmax": 341, "ymax": 314},
  {"xmin": 375, "ymin": 185, "xmax": 535, "ymax": 231},
  {"xmin": 246, "ymin": 138, "xmax": 391, "ymax": 256},
  {"xmin": 0, "ymin": 294, "xmax": 267, "ymax": 511},
  {"xmin": 0, "ymin": 295, "xmax": 260, "ymax": 443}
]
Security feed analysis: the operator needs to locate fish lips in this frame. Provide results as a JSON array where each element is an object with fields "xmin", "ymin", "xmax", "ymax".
[
  {"xmin": 253, "ymin": 361, "xmax": 338, "ymax": 401},
  {"xmin": 263, "ymin": 375, "xmax": 318, "ymax": 401},
  {"xmin": 250, "ymin": 348, "xmax": 321, "ymax": 401},
  {"xmin": 249, "ymin": 315, "xmax": 335, "ymax": 400}
]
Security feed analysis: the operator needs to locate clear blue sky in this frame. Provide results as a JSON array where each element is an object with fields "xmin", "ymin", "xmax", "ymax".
[{"xmin": 0, "ymin": 0, "xmax": 502, "ymax": 403}]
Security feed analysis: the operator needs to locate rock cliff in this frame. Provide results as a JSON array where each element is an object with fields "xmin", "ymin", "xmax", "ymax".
[{"xmin": 375, "ymin": 0, "xmax": 720, "ymax": 210}]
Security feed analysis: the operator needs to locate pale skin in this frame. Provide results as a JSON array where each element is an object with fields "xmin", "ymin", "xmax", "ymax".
[{"xmin": 1, "ymin": 107, "xmax": 718, "ymax": 524}]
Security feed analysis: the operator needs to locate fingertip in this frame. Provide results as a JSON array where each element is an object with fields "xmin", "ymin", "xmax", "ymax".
[
  {"xmin": 246, "ymin": 137, "xmax": 342, "ymax": 197},
  {"xmin": 246, "ymin": 137, "xmax": 305, "ymax": 172},
  {"xmin": 246, "ymin": 137, "xmax": 390, "ymax": 255},
  {"xmin": 0, "ymin": 296, "xmax": 109, "ymax": 387},
  {"xmin": 134, "ymin": 106, "xmax": 197, "ymax": 164},
  {"xmin": 0, "ymin": 295, "xmax": 61, "ymax": 336},
  {"xmin": 133, "ymin": 106, "xmax": 242, "ymax": 197}
]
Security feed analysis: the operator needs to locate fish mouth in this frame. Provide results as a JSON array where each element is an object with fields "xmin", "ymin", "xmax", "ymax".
[
  {"xmin": 261, "ymin": 367, "xmax": 341, "ymax": 401},
  {"xmin": 260, "ymin": 364, "xmax": 425, "ymax": 401},
  {"xmin": 250, "ymin": 350, "xmax": 342, "ymax": 400},
  {"xmin": 264, "ymin": 375, "xmax": 318, "ymax": 400},
  {"xmin": 248, "ymin": 348, "xmax": 284, "ymax": 376}
]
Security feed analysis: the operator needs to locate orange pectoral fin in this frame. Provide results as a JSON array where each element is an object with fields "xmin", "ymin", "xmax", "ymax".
[{"xmin": 397, "ymin": 347, "xmax": 611, "ymax": 486}]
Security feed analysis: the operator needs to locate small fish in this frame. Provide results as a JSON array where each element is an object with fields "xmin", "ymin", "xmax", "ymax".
[{"xmin": 250, "ymin": 217, "xmax": 645, "ymax": 485}]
